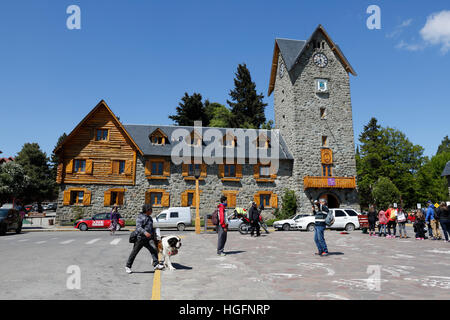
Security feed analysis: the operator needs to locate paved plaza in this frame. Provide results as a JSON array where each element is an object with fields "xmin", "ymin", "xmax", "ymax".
[{"xmin": 1, "ymin": 227, "xmax": 449, "ymax": 300}]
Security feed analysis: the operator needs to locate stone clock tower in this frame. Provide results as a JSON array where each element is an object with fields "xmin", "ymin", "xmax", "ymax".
[{"xmin": 268, "ymin": 25, "xmax": 360, "ymax": 211}]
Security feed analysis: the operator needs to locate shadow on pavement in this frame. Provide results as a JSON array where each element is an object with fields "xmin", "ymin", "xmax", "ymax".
[
  {"xmin": 171, "ymin": 263, "xmax": 193, "ymax": 270},
  {"xmin": 225, "ymin": 250, "xmax": 246, "ymax": 255},
  {"xmin": 326, "ymin": 252, "xmax": 344, "ymax": 255}
]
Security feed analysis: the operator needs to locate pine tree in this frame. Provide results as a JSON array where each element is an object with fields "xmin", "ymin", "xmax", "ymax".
[
  {"xmin": 227, "ymin": 64, "xmax": 267, "ymax": 128},
  {"xmin": 437, "ymin": 135, "xmax": 450, "ymax": 155},
  {"xmin": 169, "ymin": 92, "xmax": 210, "ymax": 126}
]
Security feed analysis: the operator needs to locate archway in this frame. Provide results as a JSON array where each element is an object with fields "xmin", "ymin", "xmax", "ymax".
[{"xmin": 318, "ymin": 193, "xmax": 340, "ymax": 209}]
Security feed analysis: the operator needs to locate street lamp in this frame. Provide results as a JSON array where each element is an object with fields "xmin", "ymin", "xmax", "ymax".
[{"xmin": 194, "ymin": 165, "xmax": 201, "ymax": 234}]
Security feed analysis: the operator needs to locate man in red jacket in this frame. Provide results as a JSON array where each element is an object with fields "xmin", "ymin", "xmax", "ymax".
[{"xmin": 217, "ymin": 196, "xmax": 228, "ymax": 256}]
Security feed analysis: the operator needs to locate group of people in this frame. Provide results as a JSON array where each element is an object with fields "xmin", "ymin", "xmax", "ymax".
[{"xmin": 366, "ymin": 201, "xmax": 450, "ymax": 241}]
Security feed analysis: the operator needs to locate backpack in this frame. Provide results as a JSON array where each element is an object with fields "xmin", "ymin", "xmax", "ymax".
[
  {"xmin": 390, "ymin": 209, "xmax": 397, "ymax": 220},
  {"xmin": 211, "ymin": 208, "xmax": 219, "ymax": 226},
  {"xmin": 325, "ymin": 211, "xmax": 335, "ymax": 226}
]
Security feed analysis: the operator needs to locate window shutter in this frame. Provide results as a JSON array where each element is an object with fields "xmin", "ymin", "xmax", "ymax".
[
  {"xmin": 182, "ymin": 164, "xmax": 189, "ymax": 177},
  {"xmin": 236, "ymin": 164, "xmax": 242, "ymax": 178},
  {"xmin": 163, "ymin": 160, "xmax": 170, "ymax": 177},
  {"xmin": 254, "ymin": 193, "xmax": 260, "ymax": 208},
  {"xmin": 118, "ymin": 191, "xmax": 124, "ymax": 205},
  {"xmin": 104, "ymin": 191, "xmax": 111, "ymax": 207},
  {"xmin": 83, "ymin": 191, "xmax": 91, "ymax": 206},
  {"xmin": 162, "ymin": 192, "xmax": 170, "ymax": 207},
  {"xmin": 181, "ymin": 192, "xmax": 188, "ymax": 207},
  {"xmin": 218, "ymin": 164, "xmax": 224, "ymax": 178},
  {"xmin": 145, "ymin": 191, "xmax": 151, "ymax": 204},
  {"xmin": 270, "ymin": 193, "xmax": 278, "ymax": 208},
  {"xmin": 201, "ymin": 163, "xmax": 207, "ymax": 177},
  {"xmin": 63, "ymin": 190, "xmax": 71, "ymax": 206},
  {"xmin": 66, "ymin": 160, "xmax": 73, "ymax": 173},
  {"xmin": 86, "ymin": 160, "xmax": 93, "ymax": 174},
  {"xmin": 125, "ymin": 160, "xmax": 132, "ymax": 175},
  {"xmin": 223, "ymin": 191, "xmax": 237, "ymax": 208},
  {"xmin": 145, "ymin": 160, "xmax": 151, "ymax": 176},
  {"xmin": 270, "ymin": 164, "xmax": 277, "ymax": 179},
  {"xmin": 253, "ymin": 164, "xmax": 260, "ymax": 179},
  {"xmin": 112, "ymin": 161, "xmax": 120, "ymax": 175}
]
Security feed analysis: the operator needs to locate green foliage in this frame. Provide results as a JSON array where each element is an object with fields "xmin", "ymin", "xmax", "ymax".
[
  {"xmin": 276, "ymin": 189, "xmax": 297, "ymax": 220},
  {"xmin": 416, "ymin": 151, "xmax": 450, "ymax": 203},
  {"xmin": 261, "ymin": 120, "xmax": 274, "ymax": 130},
  {"xmin": 437, "ymin": 135, "xmax": 450, "ymax": 155},
  {"xmin": 205, "ymin": 102, "xmax": 232, "ymax": 128},
  {"xmin": 372, "ymin": 177, "xmax": 401, "ymax": 210},
  {"xmin": 227, "ymin": 63, "xmax": 267, "ymax": 129},
  {"xmin": 169, "ymin": 92, "xmax": 210, "ymax": 126},
  {"xmin": 14, "ymin": 143, "xmax": 56, "ymax": 204},
  {"xmin": 0, "ymin": 162, "xmax": 29, "ymax": 204}
]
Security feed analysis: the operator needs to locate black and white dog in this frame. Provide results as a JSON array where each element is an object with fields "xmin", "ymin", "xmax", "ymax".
[{"xmin": 157, "ymin": 235, "xmax": 182, "ymax": 270}]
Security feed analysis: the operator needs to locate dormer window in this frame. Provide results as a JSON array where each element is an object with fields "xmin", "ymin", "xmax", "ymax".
[
  {"xmin": 187, "ymin": 131, "xmax": 202, "ymax": 146},
  {"xmin": 149, "ymin": 128, "xmax": 168, "ymax": 146},
  {"xmin": 255, "ymin": 134, "xmax": 271, "ymax": 149},
  {"xmin": 223, "ymin": 133, "xmax": 237, "ymax": 147}
]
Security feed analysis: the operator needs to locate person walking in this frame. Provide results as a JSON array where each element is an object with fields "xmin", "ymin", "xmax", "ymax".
[
  {"xmin": 386, "ymin": 204, "xmax": 397, "ymax": 238},
  {"xmin": 217, "ymin": 196, "xmax": 228, "ymax": 256},
  {"xmin": 426, "ymin": 201, "xmax": 442, "ymax": 240},
  {"xmin": 378, "ymin": 209, "xmax": 388, "ymax": 237},
  {"xmin": 125, "ymin": 204, "xmax": 164, "ymax": 274},
  {"xmin": 397, "ymin": 207, "xmax": 408, "ymax": 238},
  {"xmin": 249, "ymin": 201, "xmax": 261, "ymax": 237},
  {"xmin": 414, "ymin": 211, "xmax": 426, "ymax": 240},
  {"xmin": 438, "ymin": 202, "xmax": 450, "ymax": 242},
  {"xmin": 367, "ymin": 205, "xmax": 378, "ymax": 237},
  {"xmin": 109, "ymin": 205, "xmax": 119, "ymax": 236},
  {"xmin": 312, "ymin": 199, "xmax": 329, "ymax": 256}
]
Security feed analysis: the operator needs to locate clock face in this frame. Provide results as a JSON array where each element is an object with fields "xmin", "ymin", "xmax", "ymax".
[
  {"xmin": 279, "ymin": 62, "xmax": 285, "ymax": 78},
  {"xmin": 313, "ymin": 53, "xmax": 328, "ymax": 68}
]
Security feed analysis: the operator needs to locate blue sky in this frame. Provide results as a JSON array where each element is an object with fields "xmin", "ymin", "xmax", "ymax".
[{"xmin": 0, "ymin": 0, "xmax": 449, "ymax": 159}]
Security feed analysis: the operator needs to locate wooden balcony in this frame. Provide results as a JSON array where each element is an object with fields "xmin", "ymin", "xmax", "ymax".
[{"xmin": 303, "ymin": 176, "xmax": 356, "ymax": 189}]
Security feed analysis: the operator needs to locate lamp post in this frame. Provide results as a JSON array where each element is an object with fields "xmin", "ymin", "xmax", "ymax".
[{"xmin": 194, "ymin": 165, "xmax": 201, "ymax": 234}]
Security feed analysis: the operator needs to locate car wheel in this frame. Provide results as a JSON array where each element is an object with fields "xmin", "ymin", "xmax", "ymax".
[
  {"xmin": 307, "ymin": 223, "xmax": 315, "ymax": 232},
  {"xmin": 177, "ymin": 223, "xmax": 185, "ymax": 231},
  {"xmin": 345, "ymin": 223, "xmax": 355, "ymax": 232},
  {"xmin": 239, "ymin": 223, "xmax": 249, "ymax": 235},
  {"xmin": 282, "ymin": 223, "xmax": 290, "ymax": 231},
  {"xmin": 79, "ymin": 223, "xmax": 88, "ymax": 231}
]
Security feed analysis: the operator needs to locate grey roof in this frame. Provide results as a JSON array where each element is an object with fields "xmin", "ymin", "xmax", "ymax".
[
  {"xmin": 123, "ymin": 124, "xmax": 294, "ymax": 161},
  {"xmin": 276, "ymin": 38, "xmax": 307, "ymax": 71},
  {"xmin": 442, "ymin": 161, "xmax": 450, "ymax": 177}
]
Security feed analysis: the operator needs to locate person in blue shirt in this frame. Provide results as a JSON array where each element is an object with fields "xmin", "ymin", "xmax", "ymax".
[{"xmin": 426, "ymin": 201, "xmax": 442, "ymax": 240}]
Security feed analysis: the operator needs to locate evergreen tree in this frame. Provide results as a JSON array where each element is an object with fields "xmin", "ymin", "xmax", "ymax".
[
  {"xmin": 277, "ymin": 189, "xmax": 298, "ymax": 220},
  {"xmin": 372, "ymin": 177, "xmax": 401, "ymax": 210},
  {"xmin": 227, "ymin": 64, "xmax": 267, "ymax": 128},
  {"xmin": 204, "ymin": 102, "xmax": 232, "ymax": 128},
  {"xmin": 15, "ymin": 143, "xmax": 55, "ymax": 204},
  {"xmin": 437, "ymin": 135, "xmax": 450, "ymax": 155},
  {"xmin": 0, "ymin": 162, "xmax": 28, "ymax": 204},
  {"xmin": 169, "ymin": 92, "xmax": 210, "ymax": 126}
]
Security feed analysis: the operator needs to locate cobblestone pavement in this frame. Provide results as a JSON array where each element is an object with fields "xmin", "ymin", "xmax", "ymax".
[{"xmin": 160, "ymin": 228, "xmax": 450, "ymax": 300}]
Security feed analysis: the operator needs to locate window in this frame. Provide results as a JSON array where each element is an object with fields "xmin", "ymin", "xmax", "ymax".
[
  {"xmin": 259, "ymin": 165, "xmax": 271, "ymax": 178},
  {"xmin": 188, "ymin": 164, "xmax": 201, "ymax": 176},
  {"xmin": 74, "ymin": 160, "xmax": 86, "ymax": 173},
  {"xmin": 322, "ymin": 164, "xmax": 333, "ymax": 177},
  {"xmin": 345, "ymin": 209, "xmax": 358, "ymax": 217},
  {"xmin": 224, "ymin": 164, "xmax": 236, "ymax": 177},
  {"xmin": 322, "ymin": 136, "xmax": 328, "ymax": 147},
  {"xmin": 260, "ymin": 194, "xmax": 271, "ymax": 207},
  {"xmin": 334, "ymin": 210, "xmax": 346, "ymax": 217},
  {"xmin": 170, "ymin": 212, "xmax": 179, "ymax": 218},
  {"xmin": 152, "ymin": 136, "xmax": 163, "ymax": 145},
  {"xmin": 96, "ymin": 129, "xmax": 108, "ymax": 141},
  {"xmin": 70, "ymin": 190, "xmax": 84, "ymax": 205},
  {"xmin": 111, "ymin": 160, "xmax": 130, "ymax": 175},
  {"xmin": 187, "ymin": 192, "xmax": 194, "ymax": 206},
  {"xmin": 118, "ymin": 160, "xmax": 125, "ymax": 174},
  {"xmin": 150, "ymin": 192, "xmax": 162, "ymax": 206},
  {"xmin": 254, "ymin": 191, "xmax": 278, "ymax": 208},
  {"xmin": 320, "ymin": 108, "xmax": 326, "ymax": 119},
  {"xmin": 104, "ymin": 189, "xmax": 125, "ymax": 206},
  {"xmin": 152, "ymin": 161, "xmax": 164, "ymax": 175},
  {"xmin": 158, "ymin": 213, "xmax": 167, "ymax": 220}
]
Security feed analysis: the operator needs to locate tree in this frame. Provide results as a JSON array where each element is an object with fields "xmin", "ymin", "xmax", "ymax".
[
  {"xmin": 204, "ymin": 102, "xmax": 232, "ymax": 128},
  {"xmin": 372, "ymin": 177, "xmax": 401, "ymax": 210},
  {"xmin": 276, "ymin": 189, "xmax": 298, "ymax": 220},
  {"xmin": 14, "ymin": 143, "xmax": 55, "ymax": 204},
  {"xmin": 0, "ymin": 162, "xmax": 28, "ymax": 204},
  {"xmin": 169, "ymin": 92, "xmax": 210, "ymax": 126},
  {"xmin": 437, "ymin": 135, "xmax": 450, "ymax": 155},
  {"xmin": 227, "ymin": 64, "xmax": 267, "ymax": 128},
  {"xmin": 261, "ymin": 120, "xmax": 274, "ymax": 130},
  {"xmin": 416, "ymin": 151, "xmax": 450, "ymax": 203},
  {"xmin": 50, "ymin": 133, "xmax": 67, "ymax": 181}
]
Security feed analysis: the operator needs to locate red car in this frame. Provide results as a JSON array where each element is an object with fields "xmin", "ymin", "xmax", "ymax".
[{"xmin": 74, "ymin": 212, "xmax": 125, "ymax": 231}]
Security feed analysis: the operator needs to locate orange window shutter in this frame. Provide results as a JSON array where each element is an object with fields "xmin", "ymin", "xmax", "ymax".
[
  {"xmin": 162, "ymin": 192, "xmax": 170, "ymax": 207},
  {"xmin": 270, "ymin": 164, "xmax": 277, "ymax": 179},
  {"xmin": 83, "ymin": 191, "xmax": 91, "ymax": 206},
  {"xmin": 201, "ymin": 163, "xmax": 207, "ymax": 177},
  {"xmin": 182, "ymin": 164, "xmax": 188, "ymax": 177},
  {"xmin": 86, "ymin": 160, "xmax": 93, "ymax": 174},
  {"xmin": 125, "ymin": 160, "xmax": 132, "ymax": 175},
  {"xmin": 104, "ymin": 191, "xmax": 111, "ymax": 207},
  {"xmin": 227, "ymin": 192, "xmax": 236, "ymax": 208},
  {"xmin": 145, "ymin": 191, "xmax": 151, "ymax": 204},
  {"xmin": 253, "ymin": 164, "xmax": 260, "ymax": 179},
  {"xmin": 181, "ymin": 192, "xmax": 188, "ymax": 207},
  {"xmin": 163, "ymin": 160, "xmax": 171, "ymax": 176},
  {"xmin": 270, "ymin": 193, "xmax": 278, "ymax": 208},
  {"xmin": 236, "ymin": 164, "xmax": 242, "ymax": 178},
  {"xmin": 66, "ymin": 160, "xmax": 73, "ymax": 173},
  {"xmin": 254, "ymin": 193, "xmax": 260, "ymax": 207},
  {"xmin": 113, "ymin": 161, "xmax": 120, "ymax": 175},
  {"xmin": 145, "ymin": 160, "xmax": 151, "ymax": 176},
  {"xmin": 118, "ymin": 191, "xmax": 124, "ymax": 205},
  {"xmin": 63, "ymin": 190, "xmax": 71, "ymax": 205},
  {"xmin": 218, "ymin": 164, "xmax": 224, "ymax": 178}
]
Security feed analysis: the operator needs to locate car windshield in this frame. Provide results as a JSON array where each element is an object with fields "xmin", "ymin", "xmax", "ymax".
[{"xmin": 0, "ymin": 209, "xmax": 9, "ymax": 218}]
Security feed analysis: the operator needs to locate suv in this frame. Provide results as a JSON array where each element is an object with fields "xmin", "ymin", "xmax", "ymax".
[
  {"xmin": 0, "ymin": 208, "xmax": 23, "ymax": 235},
  {"xmin": 44, "ymin": 203, "xmax": 57, "ymax": 211},
  {"xmin": 328, "ymin": 208, "xmax": 360, "ymax": 231}
]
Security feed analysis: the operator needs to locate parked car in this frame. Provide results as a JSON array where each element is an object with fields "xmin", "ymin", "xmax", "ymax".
[
  {"xmin": 44, "ymin": 203, "xmax": 57, "ymax": 211},
  {"xmin": 0, "ymin": 208, "xmax": 23, "ymax": 235},
  {"xmin": 74, "ymin": 213, "xmax": 125, "ymax": 231},
  {"xmin": 153, "ymin": 207, "xmax": 191, "ymax": 231},
  {"xmin": 328, "ymin": 208, "xmax": 360, "ymax": 231},
  {"xmin": 273, "ymin": 214, "xmax": 313, "ymax": 231}
]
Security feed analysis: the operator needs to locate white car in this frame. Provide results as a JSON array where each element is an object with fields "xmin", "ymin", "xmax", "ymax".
[
  {"xmin": 273, "ymin": 214, "xmax": 314, "ymax": 231},
  {"xmin": 328, "ymin": 208, "xmax": 360, "ymax": 231}
]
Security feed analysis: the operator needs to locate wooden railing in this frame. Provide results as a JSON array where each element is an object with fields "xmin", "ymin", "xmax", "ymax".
[{"xmin": 303, "ymin": 176, "xmax": 356, "ymax": 189}]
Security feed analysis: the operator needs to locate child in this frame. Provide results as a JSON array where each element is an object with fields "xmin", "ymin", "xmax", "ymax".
[
  {"xmin": 378, "ymin": 210, "xmax": 388, "ymax": 237},
  {"xmin": 413, "ymin": 211, "xmax": 426, "ymax": 240}
]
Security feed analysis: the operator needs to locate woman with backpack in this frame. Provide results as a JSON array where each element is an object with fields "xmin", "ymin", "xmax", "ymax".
[
  {"xmin": 367, "ymin": 205, "xmax": 378, "ymax": 237},
  {"xmin": 414, "ymin": 211, "xmax": 426, "ymax": 240},
  {"xmin": 397, "ymin": 207, "xmax": 408, "ymax": 238},
  {"xmin": 378, "ymin": 209, "xmax": 388, "ymax": 237},
  {"xmin": 386, "ymin": 204, "xmax": 397, "ymax": 238}
]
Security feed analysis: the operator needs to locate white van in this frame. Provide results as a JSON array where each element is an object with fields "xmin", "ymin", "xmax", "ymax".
[{"xmin": 153, "ymin": 207, "xmax": 192, "ymax": 231}]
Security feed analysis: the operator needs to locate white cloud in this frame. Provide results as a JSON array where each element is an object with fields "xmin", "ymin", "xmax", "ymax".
[
  {"xmin": 420, "ymin": 10, "xmax": 450, "ymax": 54},
  {"xmin": 396, "ymin": 40, "xmax": 422, "ymax": 52},
  {"xmin": 386, "ymin": 19, "xmax": 413, "ymax": 38}
]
